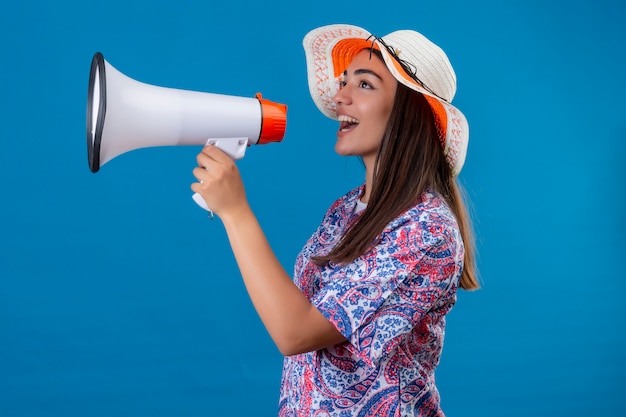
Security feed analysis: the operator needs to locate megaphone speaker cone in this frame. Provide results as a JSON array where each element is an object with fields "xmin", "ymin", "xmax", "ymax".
[{"xmin": 86, "ymin": 52, "xmax": 106, "ymax": 173}]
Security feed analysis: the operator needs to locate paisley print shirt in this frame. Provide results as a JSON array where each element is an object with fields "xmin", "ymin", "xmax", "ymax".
[{"xmin": 278, "ymin": 185, "xmax": 464, "ymax": 417}]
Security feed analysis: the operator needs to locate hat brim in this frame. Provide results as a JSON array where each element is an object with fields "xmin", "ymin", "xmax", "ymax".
[{"xmin": 303, "ymin": 24, "xmax": 468, "ymax": 176}]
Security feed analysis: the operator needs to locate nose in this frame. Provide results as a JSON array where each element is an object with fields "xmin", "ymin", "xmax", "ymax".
[{"xmin": 333, "ymin": 83, "xmax": 351, "ymax": 106}]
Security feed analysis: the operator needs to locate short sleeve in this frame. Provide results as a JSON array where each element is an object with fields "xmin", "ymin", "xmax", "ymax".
[{"xmin": 310, "ymin": 218, "xmax": 462, "ymax": 365}]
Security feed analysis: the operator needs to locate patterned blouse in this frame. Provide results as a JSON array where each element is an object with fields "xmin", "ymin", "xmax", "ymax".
[{"xmin": 278, "ymin": 185, "xmax": 464, "ymax": 417}]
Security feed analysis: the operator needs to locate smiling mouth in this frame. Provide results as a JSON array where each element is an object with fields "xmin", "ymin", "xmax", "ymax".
[{"xmin": 338, "ymin": 115, "xmax": 359, "ymax": 132}]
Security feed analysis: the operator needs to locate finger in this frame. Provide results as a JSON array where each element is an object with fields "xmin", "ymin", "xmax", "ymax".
[
  {"xmin": 192, "ymin": 166, "xmax": 210, "ymax": 182},
  {"xmin": 196, "ymin": 150, "xmax": 218, "ymax": 169},
  {"xmin": 190, "ymin": 179, "xmax": 207, "ymax": 194},
  {"xmin": 201, "ymin": 144, "xmax": 233, "ymax": 164}
]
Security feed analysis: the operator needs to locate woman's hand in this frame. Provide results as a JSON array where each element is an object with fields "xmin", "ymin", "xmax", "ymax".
[{"xmin": 190, "ymin": 145, "xmax": 248, "ymax": 220}]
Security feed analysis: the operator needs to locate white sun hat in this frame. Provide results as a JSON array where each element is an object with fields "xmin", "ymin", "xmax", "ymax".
[{"xmin": 302, "ymin": 24, "xmax": 469, "ymax": 176}]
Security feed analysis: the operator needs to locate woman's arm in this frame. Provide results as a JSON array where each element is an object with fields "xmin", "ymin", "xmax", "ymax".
[{"xmin": 191, "ymin": 145, "xmax": 346, "ymax": 356}]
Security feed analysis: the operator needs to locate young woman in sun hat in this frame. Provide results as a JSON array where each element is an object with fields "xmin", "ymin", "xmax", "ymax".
[{"xmin": 192, "ymin": 23, "xmax": 479, "ymax": 416}]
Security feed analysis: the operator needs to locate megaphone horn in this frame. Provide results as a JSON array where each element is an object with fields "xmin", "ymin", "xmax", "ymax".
[{"xmin": 86, "ymin": 52, "xmax": 287, "ymax": 173}]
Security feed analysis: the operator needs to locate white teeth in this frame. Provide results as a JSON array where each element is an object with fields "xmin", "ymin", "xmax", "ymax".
[{"xmin": 338, "ymin": 115, "xmax": 359, "ymax": 124}]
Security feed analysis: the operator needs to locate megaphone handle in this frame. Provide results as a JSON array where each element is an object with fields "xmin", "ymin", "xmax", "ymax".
[
  {"xmin": 192, "ymin": 138, "xmax": 249, "ymax": 216},
  {"xmin": 192, "ymin": 192, "xmax": 213, "ymax": 218}
]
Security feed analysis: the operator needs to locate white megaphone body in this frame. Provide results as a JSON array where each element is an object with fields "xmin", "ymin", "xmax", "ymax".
[{"xmin": 86, "ymin": 52, "xmax": 287, "ymax": 211}]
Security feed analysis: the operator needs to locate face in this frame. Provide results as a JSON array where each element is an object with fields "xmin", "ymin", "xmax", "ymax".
[{"xmin": 332, "ymin": 49, "xmax": 398, "ymax": 170}]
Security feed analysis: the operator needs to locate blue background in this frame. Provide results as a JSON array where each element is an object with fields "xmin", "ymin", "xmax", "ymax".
[{"xmin": 1, "ymin": 0, "xmax": 624, "ymax": 416}]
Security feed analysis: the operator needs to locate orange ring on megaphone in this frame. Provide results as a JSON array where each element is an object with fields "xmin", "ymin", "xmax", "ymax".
[{"xmin": 256, "ymin": 93, "xmax": 287, "ymax": 144}]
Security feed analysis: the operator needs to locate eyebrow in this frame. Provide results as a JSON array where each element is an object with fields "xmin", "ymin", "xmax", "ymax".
[{"xmin": 343, "ymin": 69, "xmax": 383, "ymax": 81}]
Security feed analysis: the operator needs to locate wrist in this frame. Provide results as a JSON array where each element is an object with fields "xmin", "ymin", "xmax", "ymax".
[{"xmin": 219, "ymin": 201, "xmax": 254, "ymax": 229}]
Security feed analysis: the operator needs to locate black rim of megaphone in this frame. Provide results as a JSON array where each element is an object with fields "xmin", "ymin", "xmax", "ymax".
[{"xmin": 86, "ymin": 52, "xmax": 107, "ymax": 173}]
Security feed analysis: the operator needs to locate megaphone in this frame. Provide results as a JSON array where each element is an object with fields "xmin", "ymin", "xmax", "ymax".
[{"xmin": 86, "ymin": 52, "xmax": 287, "ymax": 210}]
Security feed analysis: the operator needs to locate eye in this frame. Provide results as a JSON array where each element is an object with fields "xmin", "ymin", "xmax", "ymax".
[
  {"xmin": 359, "ymin": 80, "xmax": 373, "ymax": 89},
  {"xmin": 336, "ymin": 74, "xmax": 346, "ymax": 90}
]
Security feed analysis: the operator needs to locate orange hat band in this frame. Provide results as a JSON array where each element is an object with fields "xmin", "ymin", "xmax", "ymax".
[{"xmin": 331, "ymin": 38, "xmax": 380, "ymax": 78}]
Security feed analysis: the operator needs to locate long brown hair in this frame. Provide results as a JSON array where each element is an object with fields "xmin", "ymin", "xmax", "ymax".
[{"xmin": 312, "ymin": 72, "xmax": 479, "ymax": 290}]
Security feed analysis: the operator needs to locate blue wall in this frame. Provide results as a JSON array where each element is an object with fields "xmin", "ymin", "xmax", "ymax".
[{"xmin": 1, "ymin": 1, "xmax": 624, "ymax": 416}]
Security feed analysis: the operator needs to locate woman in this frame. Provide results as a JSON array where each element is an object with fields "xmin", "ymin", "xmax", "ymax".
[{"xmin": 191, "ymin": 24, "xmax": 479, "ymax": 417}]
